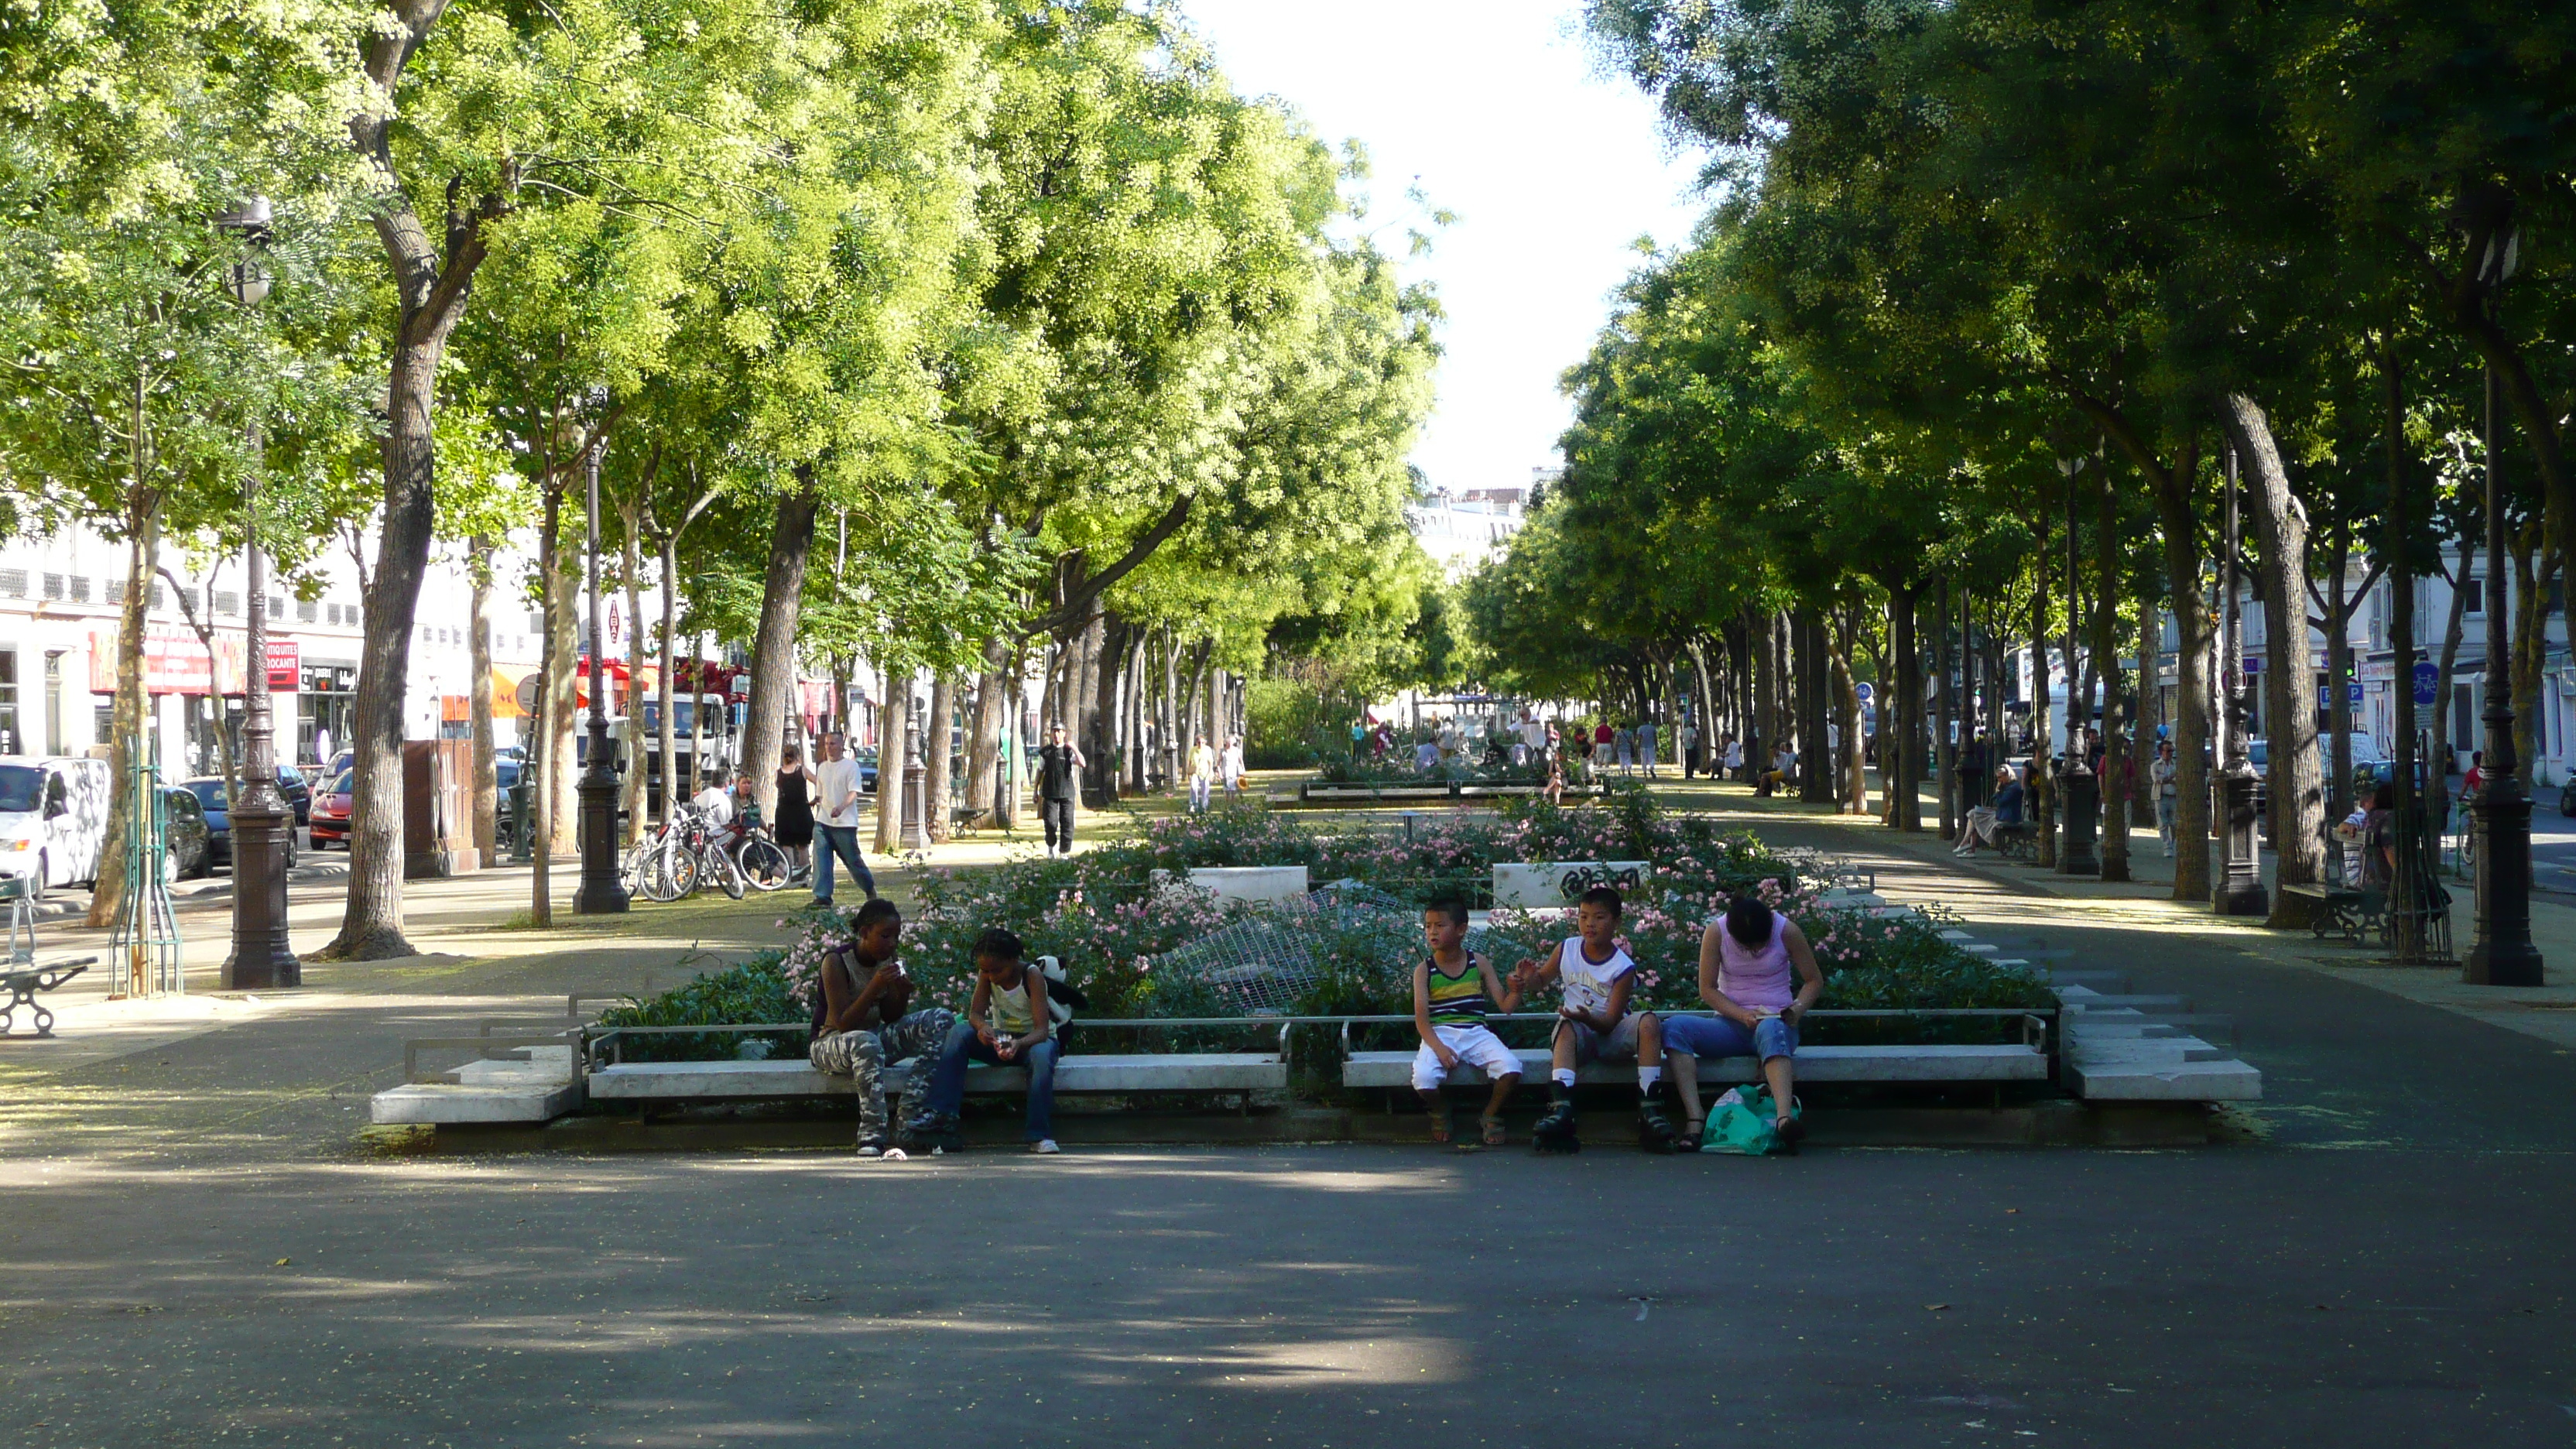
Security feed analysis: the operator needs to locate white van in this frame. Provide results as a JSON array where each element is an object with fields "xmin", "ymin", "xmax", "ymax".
[{"xmin": 0, "ymin": 756, "xmax": 111, "ymax": 895}]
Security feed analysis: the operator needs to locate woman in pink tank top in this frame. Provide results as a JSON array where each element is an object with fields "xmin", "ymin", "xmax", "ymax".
[{"xmin": 1660, "ymin": 895, "xmax": 1824, "ymax": 1149}]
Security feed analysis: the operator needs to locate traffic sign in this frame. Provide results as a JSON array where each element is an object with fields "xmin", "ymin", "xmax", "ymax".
[
  {"xmin": 1855, "ymin": 682, "xmax": 1874, "ymax": 702},
  {"xmin": 2413, "ymin": 661, "xmax": 2439, "ymax": 707}
]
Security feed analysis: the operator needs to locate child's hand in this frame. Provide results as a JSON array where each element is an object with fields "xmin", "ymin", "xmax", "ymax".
[
  {"xmin": 995, "ymin": 1036, "xmax": 1019, "ymax": 1061},
  {"xmin": 1433, "ymin": 1041, "xmax": 1459, "ymax": 1070},
  {"xmin": 975, "ymin": 1023, "xmax": 999, "ymax": 1049}
]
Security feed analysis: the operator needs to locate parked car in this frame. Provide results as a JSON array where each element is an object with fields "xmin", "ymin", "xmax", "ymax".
[
  {"xmin": 163, "ymin": 786, "xmax": 214, "ymax": 879},
  {"xmin": 270, "ymin": 763, "xmax": 314, "ymax": 825},
  {"xmin": 2560, "ymin": 776, "xmax": 2576, "ymax": 818},
  {"xmin": 307, "ymin": 770, "xmax": 355, "ymax": 848},
  {"xmin": 853, "ymin": 747, "xmax": 880, "ymax": 793},
  {"xmin": 179, "ymin": 778, "xmax": 302, "ymax": 872},
  {"xmin": 0, "ymin": 755, "xmax": 111, "ymax": 896}
]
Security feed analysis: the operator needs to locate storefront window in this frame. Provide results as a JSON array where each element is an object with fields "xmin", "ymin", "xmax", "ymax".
[{"xmin": 0, "ymin": 647, "xmax": 15, "ymax": 756}]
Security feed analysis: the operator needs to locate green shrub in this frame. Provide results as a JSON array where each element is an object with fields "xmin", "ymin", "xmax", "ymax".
[{"xmin": 593, "ymin": 953, "xmax": 804, "ymax": 1063}]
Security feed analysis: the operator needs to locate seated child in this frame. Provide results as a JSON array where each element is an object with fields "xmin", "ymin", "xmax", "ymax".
[
  {"xmin": 1412, "ymin": 896, "xmax": 1526, "ymax": 1146},
  {"xmin": 910, "ymin": 928, "xmax": 1066, "ymax": 1154},
  {"xmin": 1509, "ymin": 886, "xmax": 1677, "ymax": 1153},
  {"xmin": 807, "ymin": 899, "xmax": 957, "ymax": 1157}
]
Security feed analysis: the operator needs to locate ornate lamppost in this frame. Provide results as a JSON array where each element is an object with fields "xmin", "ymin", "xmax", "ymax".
[
  {"xmin": 574, "ymin": 437, "xmax": 629, "ymax": 913},
  {"xmin": 2462, "ymin": 196, "xmax": 2542, "ymax": 985},
  {"xmin": 217, "ymin": 198, "xmax": 298, "ymax": 988},
  {"xmin": 2215, "ymin": 444, "xmax": 2268, "ymax": 915}
]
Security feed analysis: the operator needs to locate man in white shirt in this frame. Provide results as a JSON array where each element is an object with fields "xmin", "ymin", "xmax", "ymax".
[
  {"xmin": 690, "ymin": 774, "xmax": 734, "ymax": 826},
  {"xmin": 811, "ymin": 732, "xmax": 876, "ymax": 905},
  {"xmin": 1679, "ymin": 721, "xmax": 1699, "ymax": 778},
  {"xmin": 1220, "ymin": 735, "xmax": 1245, "ymax": 800}
]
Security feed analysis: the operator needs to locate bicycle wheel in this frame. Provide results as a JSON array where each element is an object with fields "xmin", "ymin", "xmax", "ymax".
[
  {"xmin": 642, "ymin": 841, "xmax": 694, "ymax": 903},
  {"xmin": 717, "ymin": 848, "xmax": 747, "ymax": 899},
  {"xmin": 737, "ymin": 838, "xmax": 791, "ymax": 892}
]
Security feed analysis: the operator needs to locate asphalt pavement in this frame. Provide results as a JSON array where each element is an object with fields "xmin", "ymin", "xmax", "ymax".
[{"xmin": 4, "ymin": 783, "xmax": 2576, "ymax": 1447}]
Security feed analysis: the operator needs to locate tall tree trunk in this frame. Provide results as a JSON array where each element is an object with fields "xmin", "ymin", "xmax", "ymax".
[
  {"xmin": 745, "ymin": 473, "xmax": 818, "ymax": 827},
  {"xmin": 2095, "ymin": 469, "xmax": 2130, "ymax": 881},
  {"xmin": 2029, "ymin": 541, "xmax": 2057, "ymax": 868},
  {"xmin": 2432, "ymin": 538, "xmax": 2474, "ymax": 828},
  {"xmin": 2510, "ymin": 516, "xmax": 2554, "ymax": 787},
  {"xmin": 530, "ymin": 487, "xmax": 563, "ymax": 927},
  {"xmin": 2386, "ymin": 339, "xmax": 2428, "ymax": 955},
  {"xmin": 924, "ymin": 673, "xmax": 956, "ymax": 843},
  {"xmin": 1934, "ymin": 585, "xmax": 1956, "ymax": 837},
  {"xmin": 468, "ymin": 536, "xmax": 496, "ymax": 859},
  {"xmin": 618, "ymin": 498, "xmax": 645, "ymax": 844},
  {"xmin": 656, "ymin": 535, "xmax": 677, "ymax": 830},
  {"xmin": 2132, "ymin": 595, "xmax": 2160, "ymax": 827},
  {"xmin": 543, "ymin": 503, "xmax": 577, "ymax": 862},
  {"xmin": 966, "ymin": 637, "xmax": 1009, "ymax": 827},
  {"xmin": 2221, "ymin": 394, "xmax": 2324, "ymax": 904},
  {"xmin": 327, "ymin": 27, "xmax": 501, "ymax": 958},
  {"xmin": 1890, "ymin": 584, "xmax": 1921, "ymax": 831},
  {"xmin": 1828, "ymin": 614, "xmax": 1865, "ymax": 813},
  {"xmin": 88, "ymin": 489, "xmax": 160, "ymax": 930},
  {"xmin": 873, "ymin": 684, "xmax": 908, "ymax": 855}
]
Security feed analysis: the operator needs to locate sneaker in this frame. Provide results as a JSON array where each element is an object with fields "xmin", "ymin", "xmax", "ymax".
[
  {"xmin": 1029, "ymin": 1139, "xmax": 1060, "ymax": 1154},
  {"xmin": 855, "ymin": 1138, "xmax": 886, "ymax": 1158}
]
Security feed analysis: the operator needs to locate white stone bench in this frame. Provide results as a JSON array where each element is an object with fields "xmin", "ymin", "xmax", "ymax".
[
  {"xmin": 1491, "ymin": 862, "xmax": 1649, "ymax": 909},
  {"xmin": 1151, "ymin": 866, "xmax": 1310, "ymax": 903},
  {"xmin": 371, "ymin": 1044, "xmax": 581, "ymax": 1125},
  {"xmin": 586, "ymin": 1051, "xmax": 1288, "ymax": 1101},
  {"xmin": 1341, "ymin": 1043, "xmax": 2047, "ymax": 1090}
]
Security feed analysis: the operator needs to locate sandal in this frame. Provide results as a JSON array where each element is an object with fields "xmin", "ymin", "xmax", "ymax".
[
  {"xmin": 1428, "ymin": 1112, "xmax": 1451, "ymax": 1145},
  {"xmin": 1678, "ymin": 1117, "xmax": 1704, "ymax": 1152},
  {"xmin": 1775, "ymin": 1115, "xmax": 1806, "ymax": 1154},
  {"xmin": 1481, "ymin": 1115, "xmax": 1507, "ymax": 1147}
]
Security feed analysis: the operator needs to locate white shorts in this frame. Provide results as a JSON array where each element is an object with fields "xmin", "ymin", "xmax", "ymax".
[{"xmin": 1413, "ymin": 1023, "xmax": 1523, "ymax": 1091}]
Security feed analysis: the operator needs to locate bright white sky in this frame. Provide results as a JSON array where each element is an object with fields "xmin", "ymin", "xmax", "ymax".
[{"xmin": 1177, "ymin": 0, "xmax": 1713, "ymax": 495}]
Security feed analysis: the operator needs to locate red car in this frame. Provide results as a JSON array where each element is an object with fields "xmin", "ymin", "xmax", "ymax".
[{"xmin": 307, "ymin": 769, "xmax": 355, "ymax": 848}]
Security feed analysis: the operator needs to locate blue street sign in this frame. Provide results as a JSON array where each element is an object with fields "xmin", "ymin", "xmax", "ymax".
[
  {"xmin": 1855, "ymin": 682, "xmax": 1874, "ymax": 702},
  {"xmin": 2349, "ymin": 681, "xmax": 2365, "ymax": 706},
  {"xmin": 2413, "ymin": 661, "xmax": 2439, "ymax": 707}
]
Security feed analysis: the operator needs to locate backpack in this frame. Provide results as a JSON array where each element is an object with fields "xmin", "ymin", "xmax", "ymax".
[
  {"xmin": 1033, "ymin": 954, "xmax": 1088, "ymax": 1025},
  {"xmin": 1701, "ymin": 1083, "xmax": 1801, "ymax": 1156}
]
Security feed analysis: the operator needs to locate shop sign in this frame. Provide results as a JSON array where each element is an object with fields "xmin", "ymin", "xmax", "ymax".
[
  {"xmin": 87, "ymin": 624, "xmax": 247, "ymax": 695},
  {"xmin": 266, "ymin": 639, "xmax": 300, "ymax": 693}
]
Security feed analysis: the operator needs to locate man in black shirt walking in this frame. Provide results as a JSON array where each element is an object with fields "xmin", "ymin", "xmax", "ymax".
[{"xmin": 1038, "ymin": 723, "xmax": 1085, "ymax": 858}]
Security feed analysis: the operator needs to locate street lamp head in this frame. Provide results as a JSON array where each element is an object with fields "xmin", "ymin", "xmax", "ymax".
[
  {"xmin": 214, "ymin": 195, "xmax": 273, "ymax": 237},
  {"xmin": 227, "ymin": 259, "xmax": 272, "ymax": 307}
]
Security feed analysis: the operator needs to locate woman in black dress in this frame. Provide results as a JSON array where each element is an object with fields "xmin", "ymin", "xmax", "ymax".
[{"xmin": 774, "ymin": 744, "xmax": 818, "ymax": 879}]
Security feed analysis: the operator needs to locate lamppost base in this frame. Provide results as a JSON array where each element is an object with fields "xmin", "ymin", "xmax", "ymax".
[
  {"xmin": 574, "ymin": 771, "xmax": 629, "ymax": 914},
  {"xmin": 2463, "ymin": 942, "xmax": 2545, "ymax": 987},
  {"xmin": 2058, "ymin": 772, "xmax": 2100, "ymax": 877},
  {"xmin": 2214, "ymin": 879, "xmax": 2269, "ymax": 916},
  {"xmin": 223, "ymin": 798, "xmax": 300, "ymax": 989}
]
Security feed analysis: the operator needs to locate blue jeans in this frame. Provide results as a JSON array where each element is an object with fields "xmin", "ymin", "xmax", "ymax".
[
  {"xmin": 1662, "ymin": 1013, "xmax": 1797, "ymax": 1063},
  {"xmin": 812, "ymin": 824, "xmax": 875, "ymax": 903},
  {"xmin": 924, "ymin": 1020, "xmax": 1060, "ymax": 1140}
]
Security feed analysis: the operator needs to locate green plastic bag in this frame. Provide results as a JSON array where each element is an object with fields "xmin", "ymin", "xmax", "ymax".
[{"xmin": 1701, "ymin": 1083, "xmax": 1800, "ymax": 1156}]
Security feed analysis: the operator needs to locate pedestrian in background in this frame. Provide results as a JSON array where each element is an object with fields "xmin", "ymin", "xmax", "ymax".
[
  {"xmin": 1040, "ymin": 723, "xmax": 1084, "ymax": 856},
  {"xmin": 811, "ymin": 732, "xmax": 877, "ymax": 904}
]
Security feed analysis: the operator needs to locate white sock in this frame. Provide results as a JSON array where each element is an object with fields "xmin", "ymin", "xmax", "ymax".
[
  {"xmin": 1638, "ymin": 1066, "xmax": 1663, "ymax": 1091},
  {"xmin": 1552, "ymin": 1068, "xmax": 1575, "ymax": 1091}
]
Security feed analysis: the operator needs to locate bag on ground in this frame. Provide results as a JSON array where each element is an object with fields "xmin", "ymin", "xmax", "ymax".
[{"xmin": 1701, "ymin": 1083, "xmax": 1800, "ymax": 1156}]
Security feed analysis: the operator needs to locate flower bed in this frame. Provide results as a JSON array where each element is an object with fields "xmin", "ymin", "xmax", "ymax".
[{"xmin": 599, "ymin": 795, "xmax": 2050, "ymax": 1064}]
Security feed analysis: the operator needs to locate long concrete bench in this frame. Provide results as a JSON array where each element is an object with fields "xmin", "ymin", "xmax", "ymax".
[
  {"xmin": 1341, "ymin": 1043, "xmax": 2047, "ymax": 1090},
  {"xmin": 587, "ymin": 1051, "xmax": 1287, "ymax": 1101}
]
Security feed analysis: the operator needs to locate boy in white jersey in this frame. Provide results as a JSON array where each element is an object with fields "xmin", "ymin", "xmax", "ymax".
[{"xmin": 1509, "ymin": 886, "xmax": 1677, "ymax": 1153}]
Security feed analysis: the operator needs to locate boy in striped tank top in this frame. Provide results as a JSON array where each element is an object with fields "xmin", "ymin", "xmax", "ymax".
[{"xmin": 1412, "ymin": 896, "xmax": 1526, "ymax": 1146}]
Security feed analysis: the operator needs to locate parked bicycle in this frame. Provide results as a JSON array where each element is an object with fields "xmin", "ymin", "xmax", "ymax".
[{"xmin": 621, "ymin": 803, "xmax": 793, "ymax": 901}]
